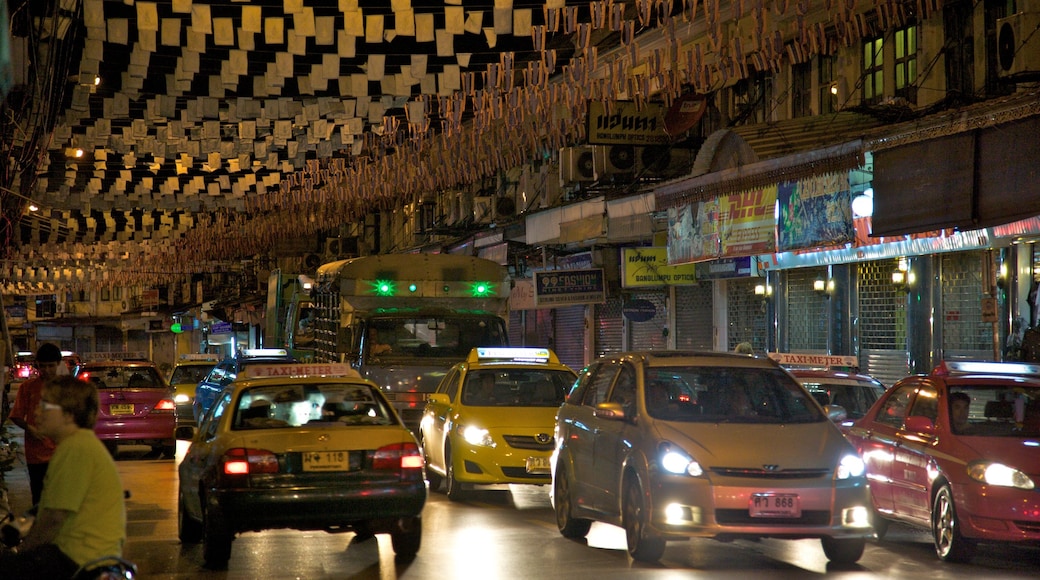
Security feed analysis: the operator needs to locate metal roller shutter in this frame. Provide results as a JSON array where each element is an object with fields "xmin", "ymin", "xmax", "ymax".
[
  {"xmin": 941, "ymin": 252, "xmax": 990, "ymax": 360},
  {"xmin": 553, "ymin": 305, "xmax": 586, "ymax": 371},
  {"xmin": 727, "ymin": 278, "xmax": 768, "ymax": 353},
  {"xmin": 785, "ymin": 268, "xmax": 829, "ymax": 352},
  {"xmin": 675, "ymin": 284, "xmax": 714, "ymax": 350},
  {"xmin": 628, "ymin": 291, "xmax": 668, "ymax": 351},
  {"xmin": 509, "ymin": 310, "xmax": 524, "ymax": 346},
  {"xmin": 858, "ymin": 258, "xmax": 909, "ymax": 386},
  {"xmin": 595, "ymin": 298, "xmax": 624, "ymax": 358}
]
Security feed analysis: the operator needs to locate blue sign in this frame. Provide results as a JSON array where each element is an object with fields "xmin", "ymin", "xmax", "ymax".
[
  {"xmin": 210, "ymin": 321, "xmax": 233, "ymax": 334},
  {"xmin": 694, "ymin": 257, "xmax": 757, "ymax": 280},
  {"xmin": 623, "ymin": 299, "xmax": 657, "ymax": 322},
  {"xmin": 534, "ymin": 268, "xmax": 606, "ymax": 307}
]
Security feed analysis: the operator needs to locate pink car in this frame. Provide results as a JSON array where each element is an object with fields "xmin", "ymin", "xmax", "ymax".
[
  {"xmin": 847, "ymin": 361, "xmax": 1040, "ymax": 562},
  {"xmin": 75, "ymin": 360, "xmax": 176, "ymax": 458}
]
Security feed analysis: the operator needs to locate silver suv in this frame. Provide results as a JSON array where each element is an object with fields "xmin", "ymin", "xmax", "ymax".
[{"xmin": 550, "ymin": 351, "xmax": 874, "ymax": 564}]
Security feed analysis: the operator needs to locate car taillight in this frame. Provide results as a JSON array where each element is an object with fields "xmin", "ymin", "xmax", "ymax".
[
  {"xmin": 152, "ymin": 398, "xmax": 176, "ymax": 413},
  {"xmin": 371, "ymin": 442, "xmax": 424, "ymax": 480},
  {"xmin": 221, "ymin": 448, "xmax": 279, "ymax": 479}
]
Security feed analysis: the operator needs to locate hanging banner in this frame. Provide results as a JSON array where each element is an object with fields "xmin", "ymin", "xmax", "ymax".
[
  {"xmin": 776, "ymin": 173, "xmax": 854, "ymax": 252},
  {"xmin": 720, "ymin": 186, "xmax": 777, "ymax": 257},
  {"xmin": 621, "ymin": 247, "xmax": 698, "ymax": 287},
  {"xmin": 667, "ymin": 200, "xmax": 720, "ymax": 265},
  {"xmin": 586, "ymin": 101, "xmax": 669, "ymax": 145}
]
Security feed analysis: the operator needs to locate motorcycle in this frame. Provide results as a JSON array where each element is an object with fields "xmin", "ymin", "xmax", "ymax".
[{"xmin": 0, "ymin": 506, "xmax": 138, "ymax": 579}]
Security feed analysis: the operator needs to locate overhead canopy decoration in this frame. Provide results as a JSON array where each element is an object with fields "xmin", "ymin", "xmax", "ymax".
[{"xmin": 0, "ymin": 0, "xmax": 944, "ymax": 293}]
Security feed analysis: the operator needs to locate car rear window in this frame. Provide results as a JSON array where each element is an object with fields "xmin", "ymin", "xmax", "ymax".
[
  {"xmin": 645, "ymin": 366, "xmax": 825, "ymax": 424},
  {"xmin": 77, "ymin": 366, "xmax": 164, "ymax": 389},
  {"xmin": 232, "ymin": 383, "xmax": 397, "ymax": 430}
]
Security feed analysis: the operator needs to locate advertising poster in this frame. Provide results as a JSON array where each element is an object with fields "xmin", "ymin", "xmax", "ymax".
[
  {"xmin": 621, "ymin": 247, "xmax": 698, "ymax": 287},
  {"xmin": 720, "ymin": 186, "xmax": 777, "ymax": 258},
  {"xmin": 777, "ymin": 173, "xmax": 854, "ymax": 252},
  {"xmin": 667, "ymin": 200, "xmax": 720, "ymax": 265}
]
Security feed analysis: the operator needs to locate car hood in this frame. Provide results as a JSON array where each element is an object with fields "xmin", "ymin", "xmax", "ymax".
[
  {"xmin": 456, "ymin": 406, "xmax": 559, "ymax": 431},
  {"xmin": 952, "ymin": 436, "xmax": 1040, "ymax": 474},
  {"xmin": 653, "ymin": 420, "xmax": 853, "ymax": 470}
]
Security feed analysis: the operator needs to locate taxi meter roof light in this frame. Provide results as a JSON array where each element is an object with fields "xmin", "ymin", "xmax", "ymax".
[
  {"xmin": 469, "ymin": 347, "xmax": 558, "ymax": 364},
  {"xmin": 933, "ymin": 360, "xmax": 1040, "ymax": 377},
  {"xmin": 240, "ymin": 363, "xmax": 361, "ymax": 379}
]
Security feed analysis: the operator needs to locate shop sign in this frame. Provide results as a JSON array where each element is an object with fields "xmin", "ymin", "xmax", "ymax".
[
  {"xmin": 623, "ymin": 299, "xmax": 657, "ymax": 322},
  {"xmin": 510, "ymin": 278, "xmax": 536, "ymax": 310},
  {"xmin": 210, "ymin": 321, "xmax": 233, "ymax": 334},
  {"xmin": 694, "ymin": 257, "xmax": 758, "ymax": 280},
  {"xmin": 587, "ymin": 101, "xmax": 669, "ymax": 145},
  {"xmin": 534, "ymin": 269, "xmax": 605, "ymax": 307},
  {"xmin": 621, "ymin": 247, "xmax": 697, "ymax": 287}
]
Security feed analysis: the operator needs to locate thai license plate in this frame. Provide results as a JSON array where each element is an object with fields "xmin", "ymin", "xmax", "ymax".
[
  {"xmin": 109, "ymin": 404, "xmax": 134, "ymax": 416},
  {"xmin": 749, "ymin": 493, "xmax": 801, "ymax": 518},
  {"xmin": 525, "ymin": 456, "xmax": 551, "ymax": 474},
  {"xmin": 302, "ymin": 451, "xmax": 354, "ymax": 472}
]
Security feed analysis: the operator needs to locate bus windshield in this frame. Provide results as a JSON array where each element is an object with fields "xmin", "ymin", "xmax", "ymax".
[{"xmin": 364, "ymin": 316, "xmax": 507, "ymax": 360}]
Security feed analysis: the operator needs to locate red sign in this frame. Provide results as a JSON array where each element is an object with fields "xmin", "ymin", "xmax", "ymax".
[{"xmin": 664, "ymin": 93, "xmax": 708, "ymax": 136}]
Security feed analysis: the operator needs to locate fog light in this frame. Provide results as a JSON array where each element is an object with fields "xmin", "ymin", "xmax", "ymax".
[
  {"xmin": 843, "ymin": 506, "xmax": 871, "ymax": 528},
  {"xmin": 664, "ymin": 503, "xmax": 702, "ymax": 525}
]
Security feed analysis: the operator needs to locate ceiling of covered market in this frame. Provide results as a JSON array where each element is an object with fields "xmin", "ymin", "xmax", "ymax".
[{"xmin": 0, "ymin": 0, "xmax": 910, "ymax": 295}]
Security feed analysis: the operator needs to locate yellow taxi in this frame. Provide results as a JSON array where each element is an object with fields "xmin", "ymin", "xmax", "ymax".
[
  {"xmin": 418, "ymin": 347, "xmax": 576, "ymax": 501},
  {"xmin": 177, "ymin": 363, "xmax": 426, "ymax": 569},
  {"xmin": 168, "ymin": 354, "xmax": 220, "ymax": 428}
]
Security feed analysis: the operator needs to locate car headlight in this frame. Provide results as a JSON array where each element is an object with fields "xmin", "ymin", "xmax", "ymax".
[
  {"xmin": 460, "ymin": 425, "xmax": 495, "ymax": 447},
  {"xmin": 836, "ymin": 454, "xmax": 865, "ymax": 480},
  {"xmin": 967, "ymin": 462, "xmax": 1035, "ymax": 489},
  {"xmin": 173, "ymin": 393, "xmax": 190, "ymax": 404},
  {"xmin": 659, "ymin": 442, "xmax": 703, "ymax": 477}
]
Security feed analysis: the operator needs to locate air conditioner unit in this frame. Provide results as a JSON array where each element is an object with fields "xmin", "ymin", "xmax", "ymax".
[
  {"xmin": 324, "ymin": 236, "xmax": 358, "ymax": 260},
  {"xmin": 559, "ymin": 146, "xmax": 597, "ymax": 184},
  {"xmin": 473, "ymin": 195, "xmax": 495, "ymax": 224},
  {"xmin": 301, "ymin": 253, "xmax": 323, "ymax": 271},
  {"xmin": 595, "ymin": 144, "xmax": 639, "ymax": 176},
  {"xmin": 55, "ymin": 302, "xmax": 65, "ymax": 314},
  {"xmin": 997, "ymin": 9, "xmax": 1040, "ymax": 78}
]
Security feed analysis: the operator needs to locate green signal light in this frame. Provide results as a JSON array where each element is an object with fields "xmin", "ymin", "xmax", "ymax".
[
  {"xmin": 471, "ymin": 282, "xmax": 493, "ymax": 297},
  {"xmin": 408, "ymin": 284, "xmax": 417, "ymax": 292},
  {"xmin": 170, "ymin": 323, "xmax": 183, "ymax": 334},
  {"xmin": 371, "ymin": 280, "xmax": 395, "ymax": 296}
]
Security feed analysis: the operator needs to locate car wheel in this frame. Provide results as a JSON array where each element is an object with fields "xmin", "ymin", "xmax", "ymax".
[
  {"xmin": 872, "ymin": 508, "xmax": 890, "ymax": 540},
  {"xmin": 445, "ymin": 445, "xmax": 465, "ymax": 501},
  {"xmin": 178, "ymin": 494, "xmax": 203, "ymax": 544},
  {"xmin": 158, "ymin": 443, "xmax": 177, "ymax": 459},
  {"xmin": 202, "ymin": 503, "xmax": 233, "ymax": 568},
  {"xmin": 820, "ymin": 537, "xmax": 865, "ymax": 564},
  {"xmin": 553, "ymin": 465, "xmax": 591, "ymax": 539},
  {"xmin": 622, "ymin": 474, "xmax": 665, "ymax": 562},
  {"xmin": 390, "ymin": 516, "xmax": 422, "ymax": 560},
  {"xmin": 932, "ymin": 484, "xmax": 976, "ymax": 563}
]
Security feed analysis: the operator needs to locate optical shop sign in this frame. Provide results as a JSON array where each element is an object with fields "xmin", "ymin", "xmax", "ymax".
[
  {"xmin": 622, "ymin": 247, "xmax": 698, "ymax": 288},
  {"xmin": 534, "ymin": 269, "xmax": 606, "ymax": 307}
]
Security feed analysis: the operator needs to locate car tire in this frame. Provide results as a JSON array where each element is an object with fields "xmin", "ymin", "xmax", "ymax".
[
  {"xmin": 872, "ymin": 508, "xmax": 890, "ymax": 540},
  {"xmin": 445, "ymin": 446, "xmax": 465, "ymax": 502},
  {"xmin": 178, "ymin": 494, "xmax": 203, "ymax": 544},
  {"xmin": 820, "ymin": 537, "xmax": 865, "ymax": 564},
  {"xmin": 932, "ymin": 483, "xmax": 976, "ymax": 563},
  {"xmin": 421, "ymin": 437, "xmax": 443, "ymax": 492},
  {"xmin": 390, "ymin": 516, "xmax": 422, "ymax": 560},
  {"xmin": 158, "ymin": 443, "xmax": 177, "ymax": 459},
  {"xmin": 622, "ymin": 474, "xmax": 665, "ymax": 562},
  {"xmin": 553, "ymin": 465, "xmax": 591, "ymax": 539},
  {"xmin": 202, "ymin": 504, "xmax": 233, "ymax": 569}
]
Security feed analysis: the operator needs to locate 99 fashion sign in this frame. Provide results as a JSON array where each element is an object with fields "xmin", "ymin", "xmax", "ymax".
[{"xmin": 534, "ymin": 269, "xmax": 606, "ymax": 307}]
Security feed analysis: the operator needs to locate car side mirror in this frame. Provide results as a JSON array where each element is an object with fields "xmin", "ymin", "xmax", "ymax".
[
  {"xmin": 904, "ymin": 415, "xmax": 935, "ymax": 435},
  {"xmin": 824, "ymin": 404, "xmax": 848, "ymax": 423},
  {"xmin": 593, "ymin": 401, "xmax": 627, "ymax": 421},
  {"xmin": 426, "ymin": 393, "xmax": 450, "ymax": 406}
]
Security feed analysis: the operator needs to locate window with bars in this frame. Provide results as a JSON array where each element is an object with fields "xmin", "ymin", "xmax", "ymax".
[
  {"xmin": 894, "ymin": 24, "xmax": 918, "ymax": 103},
  {"xmin": 792, "ymin": 61, "xmax": 812, "ymax": 118},
  {"xmin": 862, "ymin": 36, "xmax": 884, "ymax": 105},
  {"xmin": 818, "ymin": 55, "xmax": 838, "ymax": 114}
]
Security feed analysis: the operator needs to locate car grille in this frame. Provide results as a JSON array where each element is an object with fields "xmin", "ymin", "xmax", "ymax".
[
  {"xmin": 1015, "ymin": 520, "xmax": 1040, "ymax": 534},
  {"xmin": 502, "ymin": 434, "xmax": 554, "ymax": 451},
  {"xmin": 711, "ymin": 467, "xmax": 831, "ymax": 479},
  {"xmin": 715, "ymin": 509, "xmax": 831, "ymax": 526},
  {"xmin": 500, "ymin": 467, "xmax": 551, "ymax": 479}
]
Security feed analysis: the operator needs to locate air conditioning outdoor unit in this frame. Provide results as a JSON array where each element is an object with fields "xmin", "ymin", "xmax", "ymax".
[
  {"xmin": 639, "ymin": 145, "xmax": 695, "ymax": 179},
  {"xmin": 997, "ymin": 8, "xmax": 1040, "ymax": 78},
  {"xmin": 473, "ymin": 195, "xmax": 495, "ymax": 224},
  {"xmin": 595, "ymin": 144, "xmax": 639, "ymax": 176},
  {"xmin": 559, "ymin": 146, "xmax": 597, "ymax": 184},
  {"xmin": 324, "ymin": 236, "xmax": 358, "ymax": 260}
]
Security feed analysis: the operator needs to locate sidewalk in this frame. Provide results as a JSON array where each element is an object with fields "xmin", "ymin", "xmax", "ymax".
[{"xmin": 2, "ymin": 425, "xmax": 33, "ymax": 516}]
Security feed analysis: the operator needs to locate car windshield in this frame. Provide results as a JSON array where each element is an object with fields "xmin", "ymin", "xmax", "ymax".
[
  {"xmin": 461, "ymin": 369, "xmax": 573, "ymax": 407},
  {"xmin": 78, "ymin": 366, "xmax": 163, "ymax": 389},
  {"xmin": 948, "ymin": 385, "xmax": 1040, "ymax": 437},
  {"xmin": 644, "ymin": 366, "xmax": 825, "ymax": 424},
  {"xmin": 802, "ymin": 380, "xmax": 885, "ymax": 419},
  {"xmin": 170, "ymin": 365, "xmax": 215, "ymax": 385},
  {"xmin": 232, "ymin": 382, "xmax": 397, "ymax": 429}
]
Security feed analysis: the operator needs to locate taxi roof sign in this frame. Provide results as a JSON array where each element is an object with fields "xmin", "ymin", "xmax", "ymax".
[
  {"xmin": 768, "ymin": 352, "xmax": 858, "ymax": 369},
  {"xmin": 933, "ymin": 360, "xmax": 1040, "ymax": 377},
  {"xmin": 468, "ymin": 347, "xmax": 558, "ymax": 364},
  {"xmin": 179, "ymin": 353, "xmax": 220, "ymax": 361},
  {"xmin": 241, "ymin": 348, "xmax": 289, "ymax": 357},
  {"xmin": 241, "ymin": 363, "xmax": 360, "ymax": 379}
]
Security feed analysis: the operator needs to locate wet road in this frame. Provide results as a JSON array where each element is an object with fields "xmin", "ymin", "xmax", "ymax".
[{"xmin": 4, "ymin": 436, "xmax": 1039, "ymax": 578}]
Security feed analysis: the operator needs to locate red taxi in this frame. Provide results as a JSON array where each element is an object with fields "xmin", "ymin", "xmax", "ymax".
[{"xmin": 847, "ymin": 361, "xmax": 1040, "ymax": 562}]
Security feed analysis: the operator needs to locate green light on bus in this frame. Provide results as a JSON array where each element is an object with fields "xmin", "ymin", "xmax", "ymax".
[
  {"xmin": 371, "ymin": 280, "xmax": 395, "ymax": 296},
  {"xmin": 408, "ymin": 284, "xmax": 417, "ymax": 292},
  {"xmin": 471, "ymin": 282, "xmax": 493, "ymax": 297}
]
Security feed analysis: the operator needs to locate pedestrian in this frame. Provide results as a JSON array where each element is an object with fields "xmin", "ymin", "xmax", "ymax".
[
  {"xmin": 734, "ymin": 342, "xmax": 754, "ymax": 355},
  {"xmin": 0, "ymin": 375, "xmax": 126, "ymax": 578},
  {"xmin": 8, "ymin": 343, "xmax": 61, "ymax": 506}
]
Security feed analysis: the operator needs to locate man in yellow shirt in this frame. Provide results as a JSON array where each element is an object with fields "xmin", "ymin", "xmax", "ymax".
[{"xmin": 0, "ymin": 376, "xmax": 126, "ymax": 578}]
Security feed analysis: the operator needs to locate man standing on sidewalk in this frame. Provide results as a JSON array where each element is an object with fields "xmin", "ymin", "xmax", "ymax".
[{"xmin": 9, "ymin": 343, "xmax": 61, "ymax": 506}]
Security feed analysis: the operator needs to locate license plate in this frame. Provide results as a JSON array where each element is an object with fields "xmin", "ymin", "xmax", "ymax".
[
  {"xmin": 109, "ymin": 404, "xmax": 134, "ymax": 416},
  {"xmin": 525, "ymin": 456, "xmax": 551, "ymax": 474},
  {"xmin": 302, "ymin": 451, "xmax": 354, "ymax": 472},
  {"xmin": 749, "ymin": 493, "xmax": 800, "ymax": 518}
]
